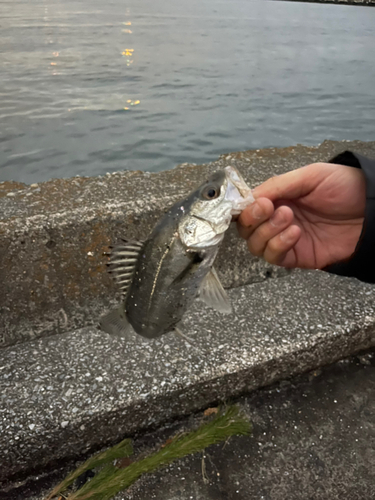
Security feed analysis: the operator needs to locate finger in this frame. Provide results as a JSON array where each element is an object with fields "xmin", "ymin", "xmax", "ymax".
[
  {"xmin": 247, "ymin": 206, "xmax": 294, "ymax": 256},
  {"xmin": 263, "ymin": 224, "xmax": 301, "ymax": 267},
  {"xmin": 237, "ymin": 198, "xmax": 274, "ymax": 240},
  {"xmin": 252, "ymin": 164, "xmax": 324, "ymax": 202}
]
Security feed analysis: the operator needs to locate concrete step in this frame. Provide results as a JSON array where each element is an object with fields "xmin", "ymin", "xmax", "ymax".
[
  {"xmin": 10, "ymin": 349, "xmax": 375, "ymax": 500},
  {"xmin": 1, "ymin": 270, "xmax": 375, "ymax": 484}
]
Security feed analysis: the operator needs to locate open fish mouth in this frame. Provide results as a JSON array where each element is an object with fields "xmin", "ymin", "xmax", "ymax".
[{"xmin": 224, "ymin": 166, "xmax": 254, "ymax": 215}]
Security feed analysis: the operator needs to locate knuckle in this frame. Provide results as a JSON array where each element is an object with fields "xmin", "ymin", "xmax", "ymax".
[
  {"xmin": 239, "ymin": 206, "xmax": 255, "ymax": 226},
  {"xmin": 237, "ymin": 224, "xmax": 247, "ymax": 239},
  {"xmin": 247, "ymin": 238, "xmax": 263, "ymax": 257},
  {"xmin": 267, "ymin": 238, "xmax": 283, "ymax": 257},
  {"xmin": 267, "ymin": 255, "xmax": 279, "ymax": 266},
  {"xmin": 265, "ymin": 249, "xmax": 282, "ymax": 266},
  {"xmin": 269, "ymin": 175, "xmax": 279, "ymax": 184},
  {"xmin": 257, "ymin": 221, "xmax": 276, "ymax": 241},
  {"xmin": 239, "ymin": 228, "xmax": 251, "ymax": 241}
]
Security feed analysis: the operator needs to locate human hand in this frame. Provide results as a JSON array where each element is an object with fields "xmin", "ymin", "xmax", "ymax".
[{"xmin": 237, "ymin": 163, "xmax": 366, "ymax": 269}]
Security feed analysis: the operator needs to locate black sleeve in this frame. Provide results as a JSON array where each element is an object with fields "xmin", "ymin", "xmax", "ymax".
[{"xmin": 324, "ymin": 151, "xmax": 375, "ymax": 283}]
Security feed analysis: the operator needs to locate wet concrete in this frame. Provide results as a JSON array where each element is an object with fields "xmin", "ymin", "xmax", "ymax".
[
  {"xmin": 1, "ymin": 140, "xmax": 375, "ymax": 347},
  {"xmin": 4, "ymin": 349, "xmax": 375, "ymax": 500}
]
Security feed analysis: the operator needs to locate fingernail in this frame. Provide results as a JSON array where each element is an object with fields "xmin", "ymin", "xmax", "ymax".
[
  {"xmin": 270, "ymin": 210, "xmax": 285, "ymax": 227},
  {"xmin": 251, "ymin": 203, "xmax": 263, "ymax": 219}
]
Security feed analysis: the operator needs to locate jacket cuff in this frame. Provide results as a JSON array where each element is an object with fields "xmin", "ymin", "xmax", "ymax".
[{"xmin": 325, "ymin": 151, "xmax": 375, "ymax": 283}]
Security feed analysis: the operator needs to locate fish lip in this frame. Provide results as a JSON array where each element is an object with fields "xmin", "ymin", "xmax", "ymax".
[
  {"xmin": 223, "ymin": 165, "xmax": 254, "ymax": 214},
  {"xmin": 224, "ymin": 165, "xmax": 252, "ymax": 197}
]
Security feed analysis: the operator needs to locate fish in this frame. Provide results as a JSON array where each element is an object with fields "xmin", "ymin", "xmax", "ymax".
[{"xmin": 100, "ymin": 165, "xmax": 254, "ymax": 341}]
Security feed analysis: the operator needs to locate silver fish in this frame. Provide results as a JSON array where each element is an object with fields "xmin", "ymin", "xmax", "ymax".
[{"xmin": 100, "ymin": 166, "xmax": 254, "ymax": 341}]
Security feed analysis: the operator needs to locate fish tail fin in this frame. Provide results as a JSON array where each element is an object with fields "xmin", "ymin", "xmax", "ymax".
[{"xmin": 99, "ymin": 307, "xmax": 133, "ymax": 339}]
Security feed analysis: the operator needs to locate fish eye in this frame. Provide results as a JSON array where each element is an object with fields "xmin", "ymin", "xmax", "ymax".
[{"xmin": 202, "ymin": 186, "xmax": 220, "ymax": 200}]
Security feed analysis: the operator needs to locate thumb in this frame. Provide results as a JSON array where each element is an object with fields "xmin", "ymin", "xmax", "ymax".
[{"xmin": 252, "ymin": 165, "xmax": 319, "ymax": 202}]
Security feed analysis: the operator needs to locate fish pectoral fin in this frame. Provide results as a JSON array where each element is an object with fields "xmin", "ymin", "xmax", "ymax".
[
  {"xmin": 107, "ymin": 240, "xmax": 143, "ymax": 298},
  {"xmin": 99, "ymin": 307, "xmax": 133, "ymax": 338},
  {"xmin": 199, "ymin": 267, "xmax": 232, "ymax": 314}
]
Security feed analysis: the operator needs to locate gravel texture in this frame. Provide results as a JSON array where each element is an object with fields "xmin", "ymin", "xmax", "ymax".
[{"xmin": 1, "ymin": 270, "xmax": 375, "ymax": 483}]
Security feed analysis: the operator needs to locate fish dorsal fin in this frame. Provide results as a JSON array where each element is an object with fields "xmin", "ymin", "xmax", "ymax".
[
  {"xmin": 199, "ymin": 267, "xmax": 232, "ymax": 314},
  {"xmin": 107, "ymin": 239, "xmax": 143, "ymax": 298}
]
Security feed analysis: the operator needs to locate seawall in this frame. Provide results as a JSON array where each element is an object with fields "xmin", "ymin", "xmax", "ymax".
[{"xmin": 1, "ymin": 140, "xmax": 375, "ymax": 485}]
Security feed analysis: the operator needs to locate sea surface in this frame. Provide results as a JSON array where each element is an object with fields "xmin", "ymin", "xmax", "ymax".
[{"xmin": 1, "ymin": 0, "xmax": 374, "ymax": 183}]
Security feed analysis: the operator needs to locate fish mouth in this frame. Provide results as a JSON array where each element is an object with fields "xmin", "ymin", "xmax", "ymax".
[{"xmin": 224, "ymin": 166, "xmax": 254, "ymax": 214}]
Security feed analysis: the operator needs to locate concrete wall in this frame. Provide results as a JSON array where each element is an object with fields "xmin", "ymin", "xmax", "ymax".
[
  {"xmin": 1, "ymin": 140, "xmax": 375, "ymax": 348},
  {"xmin": 280, "ymin": 0, "xmax": 375, "ymax": 5}
]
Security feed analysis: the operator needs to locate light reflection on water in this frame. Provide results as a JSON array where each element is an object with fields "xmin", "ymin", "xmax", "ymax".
[{"xmin": 0, "ymin": 0, "xmax": 374, "ymax": 183}]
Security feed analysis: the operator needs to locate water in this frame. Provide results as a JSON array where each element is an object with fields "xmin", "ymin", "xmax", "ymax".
[{"xmin": 0, "ymin": 0, "xmax": 374, "ymax": 184}]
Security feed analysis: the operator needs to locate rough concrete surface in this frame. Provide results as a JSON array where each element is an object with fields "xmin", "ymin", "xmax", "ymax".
[
  {"xmin": 4, "ymin": 350, "xmax": 375, "ymax": 500},
  {"xmin": 280, "ymin": 0, "xmax": 375, "ymax": 5},
  {"xmin": 1, "ymin": 270, "xmax": 375, "ymax": 485},
  {"xmin": 1, "ymin": 140, "xmax": 375, "ymax": 347}
]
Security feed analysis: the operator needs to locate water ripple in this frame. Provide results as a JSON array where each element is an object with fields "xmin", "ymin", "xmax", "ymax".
[{"xmin": 1, "ymin": 0, "xmax": 374, "ymax": 183}]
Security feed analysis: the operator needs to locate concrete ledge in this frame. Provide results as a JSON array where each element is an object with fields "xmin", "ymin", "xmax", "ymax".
[
  {"xmin": 1, "ymin": 140, "xmax": 375, "ymax": 347},
  {"xmin": 1, "ymin": 270, "xmax": 375, "ymax": 483},
  {"xmin": 278, "ymin": 0, "xmax": 375, "ymax": 5}
]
